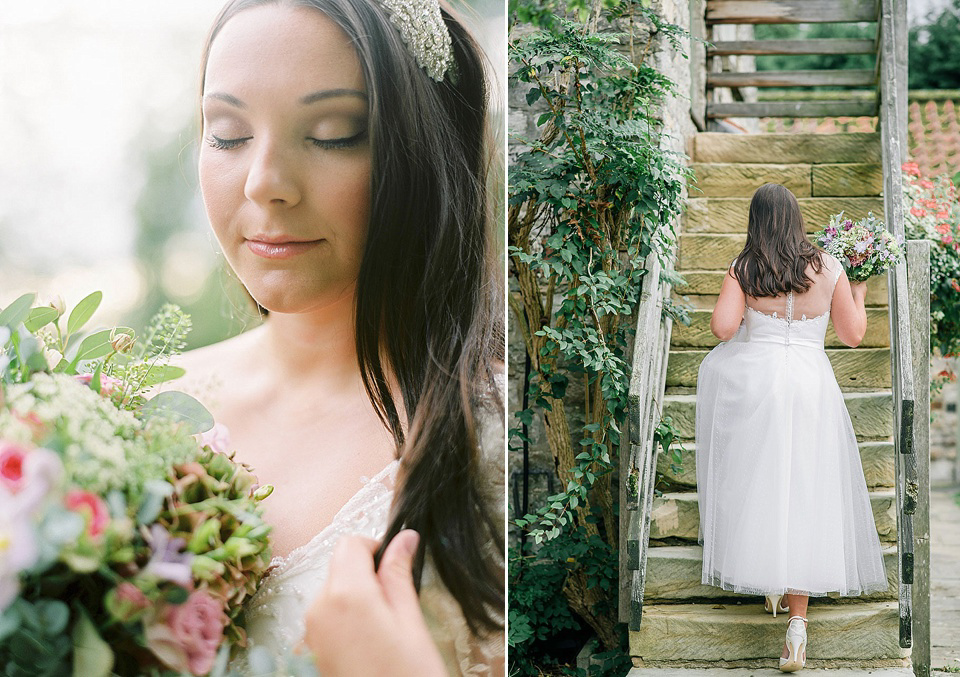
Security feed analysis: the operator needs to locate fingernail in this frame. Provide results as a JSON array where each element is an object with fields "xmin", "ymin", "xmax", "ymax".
[{"xmin": 400, "ymin": 529, "xmax": 420, "ymax": 557}]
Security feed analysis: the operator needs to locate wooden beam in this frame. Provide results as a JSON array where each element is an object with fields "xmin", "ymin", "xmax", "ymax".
[
  {"xmin": 707, "ymin": 0, "xmax": 880, "ymax": 24},
  {"xmin": 707, "ymin": 69, "xmax": 876, "ymax": 88},
  {"xmin": 707, "ymin": 100, "xmax": 878, "ymax": 118},
  {"xmin": 708, "ymin": 39, "xmax": 876, "ymax": 56},
  {"xmin": 907, "ymin": 239, "xmax": 931, "ymax": 676}
]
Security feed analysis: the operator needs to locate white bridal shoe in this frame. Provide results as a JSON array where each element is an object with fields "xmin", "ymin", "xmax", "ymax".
[
  {"xmin": 764, "ymin": 594, "xmax": 790, "ymax": 617},
  {"xmin": 779, "ymin": 616, "xmax": 808, "ymax": 672}
]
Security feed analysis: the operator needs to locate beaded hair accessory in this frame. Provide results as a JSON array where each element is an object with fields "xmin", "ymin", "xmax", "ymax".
[{"xmin": 379, "ymin": 0, "xmax": 455, "ymax": 82}]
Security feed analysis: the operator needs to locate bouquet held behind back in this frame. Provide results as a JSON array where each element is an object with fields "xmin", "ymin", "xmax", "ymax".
[{"xmin": 0, "ymin": 291, "xmax": 279, "ymax": 676}]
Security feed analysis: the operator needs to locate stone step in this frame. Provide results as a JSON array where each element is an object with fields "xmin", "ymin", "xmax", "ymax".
[
  {"xmin": 644, "ymin": 545, "xmax": 898, "ymax": 602},
  {"xmin": 673, "ymin": 269, "xmax": 889, "ymax": 305},
  {"xmin": 629, "ymin": 602, "xmax": 907, "ymax": 663},
  {"xmin": 685, "ymin": 197, "xmax": 885, "ymax": 235},
  {"xmin": 671, "ymin": 308, "xmax": 890, "ymax": 349},
  {"xmin": 666, "ymin": 348, "xmax": 891, "ymax": 389},
  {"xmin": 663, "ymin": 391, "xmax": 893, "ymax": 441},
  {"xmin": 692, "ymin": 132, "xmax": 881, "ymax": 165},
  {"xmin": 628, "ymin": 669, "xmax": 914, "ymax": 676},
  {"xmin": 674, "ymin": 291, "xmax": 889, "ymax": 313},
  {"xmin": 657, "ymin": 441, "xmax": 895, "ymax": 489},
  {"xmin": 649, "ymin": 491, "xmax": 897, "ymax": 543},
  {"xmin": 690, "ymin": 163, "xmax": 883, "ymax": 199}
]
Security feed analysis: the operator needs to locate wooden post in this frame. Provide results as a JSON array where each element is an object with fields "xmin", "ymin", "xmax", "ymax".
[
  {"xmin": 907, "ymin": 240, "xmax": 931, "ymax": 677},
  {"xmin": 689, "ymin": 0, "xmax": 706, "ymax": 131}
]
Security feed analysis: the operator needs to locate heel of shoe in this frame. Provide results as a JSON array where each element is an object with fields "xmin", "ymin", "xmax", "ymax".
[
  {"xmin": 779, "ymin": 616, "xmax": 807, "ymax": 673},
  {"xmin": 765, "ymin": 594, "xmax": 784, "ymax": 617}
]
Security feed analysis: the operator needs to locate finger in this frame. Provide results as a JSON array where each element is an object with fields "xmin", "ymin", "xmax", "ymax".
[
  {"xmin": 376, "ymin": 529, "xmax": 423, "ymax": 618},
  {"xmin": 325, "ymin": 534, "xmax": 381, "ymax": 597}
]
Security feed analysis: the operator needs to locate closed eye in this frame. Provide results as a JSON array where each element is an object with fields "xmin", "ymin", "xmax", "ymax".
[
  {"xmin": 309, "ymin": 130, "xmax": 367, "ymax": 150},
  {"xmin": 206, "ymin": 134, "xmax": 251, "ymax": 150}
]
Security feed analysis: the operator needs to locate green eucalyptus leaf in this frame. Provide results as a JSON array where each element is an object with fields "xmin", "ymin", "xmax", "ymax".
[
  {"xmin": 24, "ymin": 306, "xmax": 59, "ymax": 332},
  {"xmin": 0, "ymin": 293, "xmax": 36, "ymax": 330},
  {"xmin": 141, "ymin": 390, "xmax": 214, "ymax": 434},
  {"xmin": 67, "ymin": 330, "xmax": 114, "ymax": 368},
  {"xmin": 66, "ymin": 291, "xmax": 103, "ymax": 335},
  {"xmin": 137, "ymin": 364, "xmax": 186, "ymax": 388},
  {"xmin": 72, "ymin": 608, "xmax": 114, "ymax": 677}
]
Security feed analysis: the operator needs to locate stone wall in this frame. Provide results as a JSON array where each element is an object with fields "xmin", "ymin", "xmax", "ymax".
[{"xmin": 931, "ymin": 356, "xmax": 959, "ymax": 462}]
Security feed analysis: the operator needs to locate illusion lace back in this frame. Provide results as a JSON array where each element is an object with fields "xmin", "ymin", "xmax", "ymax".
[
  {"xmin": 231, "ymin": 376, "xmax": 505, "ymax": 675},
  {"xmin": 695, "ymin": 252, "xmax": 887, "ymax": 597}
]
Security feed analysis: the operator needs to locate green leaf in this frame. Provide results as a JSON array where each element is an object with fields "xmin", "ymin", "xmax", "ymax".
[
  {"xmin": 141, "ymin": 390, "xmax": 215, "ymax": 434},
  {"xmin": 66, "ymin": 291, "xmax": 102, "ymax": 335},
  {"xmin": 72, "ymin": 608, "xmax": 114, "ymax": 677},
  {"xmin": 24, "ymin": 306, "xmax": 59, "ymax": 332},
  {"xmin": 68, "ymin": 330, "xmax": 114, "ymax": 369},
  {"xmin": 0, "ymin": 293, "xmax": 36, "ymax": 330},
  {"xmin": 137, "ymin": 364, "xmax": 186, "ymax": 388}
]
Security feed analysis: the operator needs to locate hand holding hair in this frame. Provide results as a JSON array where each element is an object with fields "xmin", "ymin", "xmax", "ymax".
[{"xmin": 304, "ymin": 530, "xmax": 448, "ymax": 676}]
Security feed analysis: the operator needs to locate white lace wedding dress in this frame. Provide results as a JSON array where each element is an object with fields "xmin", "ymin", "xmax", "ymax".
[
  {"xmin": 230, "ymin": 380, "xmax": 505, "ymax": 676},
  {"xmin": 695, "ymin": 252, "xmax": 887, "ymax": 597}
]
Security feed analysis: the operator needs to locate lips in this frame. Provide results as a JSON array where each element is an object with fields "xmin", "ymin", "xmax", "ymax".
[{"xmin": 245, "ymin": 235, "xmax": 323, "ymax": 260}]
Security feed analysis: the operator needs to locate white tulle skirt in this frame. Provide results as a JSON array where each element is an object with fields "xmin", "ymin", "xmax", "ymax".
[{"xmin": 695, "ymin": 328, "xmax": 888, "ymax": 598}]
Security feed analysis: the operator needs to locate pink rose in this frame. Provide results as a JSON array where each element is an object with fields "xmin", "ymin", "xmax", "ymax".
[
  {"xmin": 145, "ymin": 590, "xmax": 227, "ymax": 675},
  {"xmin": 0, "ymin": 442, "xmax": 26, "ymax": 492},
  {"xmin": 107, "ymin": 582, "xmax": 151, "ymax": 622},
  {"xmin": 74, "ymin": 373, "xmax": 123, "ymax": 396},
  {"xmin": 196, "ymin": 423, "xmax": 231, "ymax": 456},
  {"xmin": 65, "ymin": 489, "xmax": 109, "ymax": 539}
]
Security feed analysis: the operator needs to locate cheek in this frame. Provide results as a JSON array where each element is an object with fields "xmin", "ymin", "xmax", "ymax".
[
  {"xmin": 198, "ymin": 149, "xmax": 242, "ymax": 242},
  {"xmin": 316, "ymin": 157, "xmax": 372, "ymax": 261}
]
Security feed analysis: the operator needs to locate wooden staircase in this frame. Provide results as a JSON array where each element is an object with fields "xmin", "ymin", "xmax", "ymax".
[{"xmin": 626, "ymin": 131, "xmax": 908, "ymax": 668}]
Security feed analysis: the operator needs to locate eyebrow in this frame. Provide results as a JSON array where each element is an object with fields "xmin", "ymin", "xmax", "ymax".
[{"xmin": 203, "ymin": 89, "xmax": 367, "ymax": 108}]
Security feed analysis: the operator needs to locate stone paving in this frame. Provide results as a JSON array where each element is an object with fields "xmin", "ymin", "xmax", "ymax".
[{"xmin": 930, "ymin": 460, "xmax": 960, "ymax": 675}]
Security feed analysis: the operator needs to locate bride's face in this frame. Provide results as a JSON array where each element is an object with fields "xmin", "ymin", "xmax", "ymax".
[{"xmin": 199, "ymin": 4, "xmax": 371, "ymax": 314}]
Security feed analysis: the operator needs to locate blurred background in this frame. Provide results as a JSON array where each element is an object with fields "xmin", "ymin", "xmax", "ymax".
[{"xmin": 0, "ymin": 0, "xmax": 505, "ymax": 347}]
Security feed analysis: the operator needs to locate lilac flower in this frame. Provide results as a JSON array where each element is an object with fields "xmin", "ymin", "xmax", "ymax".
[
  {"xmin": 844, "ymin": 219, "xmax": 854, "ymax": 230},
  {"xmin": 144, "ymin": 524, "xmax": 194, "ymax": 586}
]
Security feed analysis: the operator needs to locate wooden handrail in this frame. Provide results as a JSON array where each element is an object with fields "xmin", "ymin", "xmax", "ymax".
[{"xmin": 618, "ymin": 248, "xmax": 675, "ymax": 628}]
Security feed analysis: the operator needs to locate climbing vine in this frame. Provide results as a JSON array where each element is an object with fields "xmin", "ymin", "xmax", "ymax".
[{"xmin": 508, "ymin": 0, "xmax": 691, "ymax": 662}]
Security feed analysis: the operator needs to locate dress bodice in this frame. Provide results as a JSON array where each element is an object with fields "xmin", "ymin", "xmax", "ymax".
[
  {"xmin": 231, "ymin": 375, "xmax": 505, "ymax": 676},
  {"xmin": 731, "ymin": 251, "xmax": 844, "ymax": 350},
  {"xmin": 737, "ymin": 297, "xmax": 832, "ymax": 349}
]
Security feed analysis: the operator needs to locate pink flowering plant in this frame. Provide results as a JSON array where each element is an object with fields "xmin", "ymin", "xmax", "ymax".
[
  {"xmin": 813, "ymin": 211, "xmax": 905, "ymax": 283},
  {"xmin": 0, "ymin": 292, "xmax": 273, "ymax": 676},
  {"xmin": 902, "ymin": 161, "xmax": 960, "ymax": 391}
]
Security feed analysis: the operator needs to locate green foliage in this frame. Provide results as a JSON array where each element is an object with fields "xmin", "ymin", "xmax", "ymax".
[
  {"xmin": 909, "ymin": 0, "xmax": 960, "ymax": 90},
  {"xmin": 508, "ymin": 0, "xmax": 692, "ymax": 666},
  {"xmin": 509, "ymin": 520, "xmax": 632, "ymax": 676}
]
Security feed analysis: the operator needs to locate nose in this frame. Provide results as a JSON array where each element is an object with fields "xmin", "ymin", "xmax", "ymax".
[{"xmin": 243, "ymin": 139, "xmax": 302, "ymax": 207}]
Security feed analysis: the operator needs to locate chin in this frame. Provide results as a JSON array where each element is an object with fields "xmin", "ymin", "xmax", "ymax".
[{"xmin": 245, "ymin": 280, "xmax": 357, "ymax": 316}]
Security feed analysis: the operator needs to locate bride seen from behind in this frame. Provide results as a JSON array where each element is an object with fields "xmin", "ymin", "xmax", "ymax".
[{"xmin": 172, "ymin": 0, "xmax": 505, "ymax": 673}]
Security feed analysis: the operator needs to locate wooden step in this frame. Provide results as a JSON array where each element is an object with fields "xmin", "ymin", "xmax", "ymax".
[
  {"xmin": 644, "ymin": 545, "xmax": 898, "ymax": 602},
  {"xmin": 649, "ymin": 491, "xmax": 897, "ymax": 543},
  {"xmin": 706, "ymin": 0, "xmax": 880, "ymax": 25},
  {"xmin": 690, "ymin": 163, "xmax": 882, "ymax": 199},
  {"xmin": 666, "ymin": 347, "xmax": 891, "ymax": 389},
  {"xmin": 708, "ymin": 39, "xmax": 877, "ymax": 57},
  {"xmin": 671, "ymin": 308, "xmax": 890, "ymax": 349},
  {"xmin": 709, "ymin": 101, "xmax": 879, "ymax": 119},
  {"xmin": 674, "ymin": 270, "xmax": 889, "ymax": 305},
  {"xmin": 662, "ymin": 391, "xmax": 893, "ymax": 441},
  {"xmin": 692, "ymin": 133, "xmax": 881, "ymax": 164},
  {"xmin": 630, "ymin": 602, "xmax": 907, "ymax": 663},
  {"xmin": 684, "ymin": 197, "xmax": 884, "ymax": 235},
  {"xmin": 656, "ymin": 440, "xmax": 895, "ymax": 489},
  {"xmin": 708, "ymin": 70, "xmax": 876, "ymax": 89}
]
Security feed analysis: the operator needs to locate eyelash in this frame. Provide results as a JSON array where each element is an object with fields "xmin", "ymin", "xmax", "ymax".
[{"xmin": 205, "ymin": 131, "xmax": 366, "ymax": 151}]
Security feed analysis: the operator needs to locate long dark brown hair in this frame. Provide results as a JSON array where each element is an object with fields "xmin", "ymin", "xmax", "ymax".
[
  {"xmin": 733, "ymin": 182, "xmax": 825, "ymax": 298},
  {"xmin": 201, "ymin": 0, "xmax": 504, "ymax": 634}
]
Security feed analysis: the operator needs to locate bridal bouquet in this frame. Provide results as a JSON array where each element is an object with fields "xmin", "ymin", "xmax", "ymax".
[
  {"xmin": 813, "ymin": 211, "xmax": 905, "ymax": 282},
  {"xmin": 0, "ymin": 292, "xmax": 273, "ymax": 676}
]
